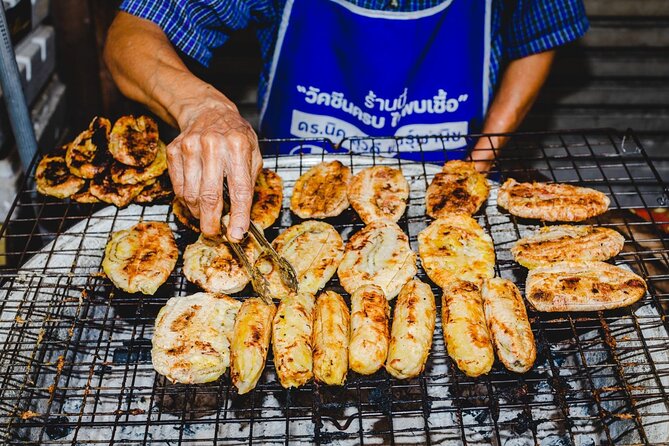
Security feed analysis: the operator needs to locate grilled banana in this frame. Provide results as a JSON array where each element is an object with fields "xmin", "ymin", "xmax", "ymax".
[
  {"xmin": 35, "ymin": 146, "xmax": 85, "ymax": 198},
  {"xmin": 152, "ymin": 292, "xmax": 241, "ymax": 384},
  {"xmin": 109, "ymin": 115, "xmax": 160, "ymax": 167},
  {"xmin": 290, "ymin": 160, "xmax": 351, "ymax": 219},
  {"xmin": 386, "ymin": 279, "xmax": 436, "ymax": 379},
  {"xmin": 349, "ymin": 284, "xmax": 390, "ymax": 375},
  {"xmin": 526, "ymin": 261, "xmax": 647, "ymax": 312},
  {"xmin": 426, "ymin": 160, "xmax": 489, "ymax": 218},
  {"xmin": 348, "ymin": 165, "xmax": 409, "ymax": 224},
  {"xmin": 313, "ymin": 291, "xmax": 350, "ymax": 386},
  {"xmin": 511, "ymin": 225, "xmax": 625, "ymax": 269},
  {"xmin": 338, "ymin": 219, "xmax": 417, "ymax": 300},
  {"xmin": 66, "ymin": 116, "xmax": 111, "ymax": 179},
  {"xmin": 418, "ymin": 215, "xmax": 495, "ymax": 288},
  {"xmin": 442, "ymin": 279, "xmax": 494, "ymax": 377},
  {"xmin": 497, "ymin": 178, "xmax": 610, "ymax": 222},
  {"xmin": 482, "ymin": 278, "xmax": 536, "ymax": 373},
  {"xmin": 230, "ymin": 298, "xmax": 276, "ymax": 394},
  {"xmin": 272, "ymin": 292, "xmax": 315, "ymax": 388},
  {"xmin": 110, "ymin": 140, "xmax": 167, "ymax": 185},
  {"xmin": 102, "ymin": 221, "xmax": 178, "ymax": 295}
]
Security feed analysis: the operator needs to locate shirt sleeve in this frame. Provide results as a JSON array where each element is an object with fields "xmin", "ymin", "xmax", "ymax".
[
  {"xmin": 119, "ymin": 0, "xmax": 258, "ymax": 66},
  {"xmin": 503, "ymin": 0, "xmax": 589, "ymax": 60}
]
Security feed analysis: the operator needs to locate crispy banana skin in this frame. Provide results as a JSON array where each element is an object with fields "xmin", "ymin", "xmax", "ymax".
[
  {"xmin": 512, "ymin": 225, "xmax": 625, "ymax": 269},
  {"xmin": 497, "ymin": 178, "xmax": 610, "ymax": 222},
  {"xmin": 338, "ymin": 219, "xmax": 417, "ymax": 299},
  {"xmin": 272, "ymin": 292, "xmax": 315, "ymax": 388},
  {"xmin": 442, "ymin": 280, "xmax": 494, "ymax": 377},
  {"xmin": 35, "ymin": 147, "xmax": 85, "ymax": 198},
  {"xmin": 172, "ymin": 198, "xmax": 200, "ymax": 232},
  {"xmin": 349, "ymin": 284, "xmax": 390, "ymax": 375},
  {"xmin": 109, "ymin": 115, "xmax": 159, "ymax": 167},
  {"xmin": 313, "ymin": 291, "xmax": 350, "ymax": 385},
  {"xmin": 426, "ymin": 160, "xmax": 489, "ymax": 218},
  {"xmin": 152, "ymin": 292, "xmax": 241, "ymax": 384},
  {"xmin": 290, "ymin": 160, "xmax": 351, "ymax": 219},
  {"xmin": 526, "ymin": 261, "xmax": 647, "ymax": 312},
  {"xmin": 102, "ymin": 221, "xmax": 178, "ymax": 295},
  {"xmin": 348, "ymin": 166, "xmax": 409, "ymax": 224},
  {"xmin": 482, "ymin": 278, "xmax": 536, "ymax": 373},
  {"xmin": 386, "ymin": 279, "xmax": 436, "ymax": 379},
  {"xmin": 418, "ymin": 215, "xmax": 495, "ymax": 288},
  {"xmin": 230, "ymin": 298, "xmax": 276, "ymax": 394}
]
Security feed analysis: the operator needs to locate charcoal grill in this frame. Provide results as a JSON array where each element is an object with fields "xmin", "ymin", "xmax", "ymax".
[{"xmin": 0, "ymin": 129, "xmax": 667, "ymax": 445}]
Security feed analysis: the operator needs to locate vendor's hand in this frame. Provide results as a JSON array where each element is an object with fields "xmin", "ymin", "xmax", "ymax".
[
  {"xmin": 167, "ymin": 98, "xmax": 262, "ymax": 242},
  {"xmin": 468, "ymin": 135, "xmax": 503, "ymax": 174}
]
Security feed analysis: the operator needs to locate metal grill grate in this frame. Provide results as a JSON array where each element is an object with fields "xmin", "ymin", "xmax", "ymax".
[{"xmin": 0, "ymin": 129, "xmax": 667, "ymax": 445}]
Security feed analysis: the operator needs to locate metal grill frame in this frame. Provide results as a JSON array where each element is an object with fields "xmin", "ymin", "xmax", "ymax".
[{"xmin": 0, "ymin": 129, "xmax": 667, "ymax": 445}]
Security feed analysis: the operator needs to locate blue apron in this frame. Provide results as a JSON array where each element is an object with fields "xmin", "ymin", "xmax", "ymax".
[{"xmin": 259, "ymin": 0, "xmax": 491, "ymax": 162}]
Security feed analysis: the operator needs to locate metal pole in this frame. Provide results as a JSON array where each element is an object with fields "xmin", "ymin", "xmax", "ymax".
[{"xmin": 0, "ymin": 3, "xmax": 38, "ymax": 172}]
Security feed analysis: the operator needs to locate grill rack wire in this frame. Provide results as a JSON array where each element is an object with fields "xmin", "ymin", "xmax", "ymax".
[{"xmin": 0, "ymin": 129, "xmax": 667, "ymax": 445}]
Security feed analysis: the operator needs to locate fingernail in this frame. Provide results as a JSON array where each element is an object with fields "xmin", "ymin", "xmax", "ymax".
[{"xmin": 231, "ymin": 227, "xmax": 244, "ymax": 240}]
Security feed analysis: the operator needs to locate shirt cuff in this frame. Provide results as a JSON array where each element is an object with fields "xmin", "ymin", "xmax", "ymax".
[
  {"xmin": 505, "ymin": 15, "xmax": 589, "ymax": 60},
  {"xmin": 119, "ymin": 0, "xmax": 216, "ymax": 66}
]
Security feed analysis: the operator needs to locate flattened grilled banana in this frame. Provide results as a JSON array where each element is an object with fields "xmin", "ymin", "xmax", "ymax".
[
  {"xmin": 172, "ymin": 197, "xmax": 200, "ymax": 232},
  {"xmin": 418, "ymin": 215, "xmax": 495, "ymax": 288},
  {"xmin": 386, "ymin": 279, "xmax": 435, "ymax": 379},
  {"xmin": 183, "ymin": 232, "xmax": 261, "ymax": 294},
  {"xmin": 526, "ymin": 261, "xmax": 647, "ymax": 312},
  {"xmin": 290, "ymin": 160, "xmax": 351, "ymax": 219},
  {"xmin": 511, "ymin": 225, "xmax": 625, "ymax": 269},
  {"xmin": 230, "ymin": 298, "xmax": 276, "ymax": 394},
  {"xmin": 152, "ymin": 292, "xmax": 241, "ymax": 384},
  {"xmin": 251, "ymin": 168, "xmax": 283, "ymax": 229},
  {"xmin": 442, "ymin": 280, "xmax": 494, "ymax": 377},
  {"xmin": 261, "ymin": 221, "xmax": 344, "ymax": 297},
  {"xmin": 482, "ymin": 278, "xmax": 536, "ymax": 373},
  {"xmin": 71, "ymin": 183, "xmax": 101, "ymax": 204},
  {"xmin": 134, "ymin": 174, "xmax": 173, "ymax": 204},
  {"xmin": 90, "ymin": 174, "xmax": 148, "ymax": 208},
  {"xmin": 102, "ymin": 221, "xmax": 178, "ymax": 295},
  {"xmin": 349, "ymin": 284, "xmax": 390, "ymax": 375},
  {"xmin": 426, "ymin": 160, "xmax": 489, "ymax": 218},
  {"xmin": 338, "ymin": 219, "xmax": 417, "ymax": 300},
  {"xmin": 497, "ymin": 178, "xmax": 610, "ymax": 222},
  {"xmin": 313, "ymin": 291, "xmax": 349, "ymax": 385},
  {"xmin": 109, "ymin": 115, "xmax": 160, "ymax": 167},
  {"xmin": 272, "ymin": 292, "xmax": 315, "ymax": 388},
  {"xmin": 35, "ymin": 147, "xmax": 85, "ymax": 198},
  {"xmin": 66, "ymin": 116, "xmax": 111, "ymax": 179},
  {"xmin": 348, "ymin": 166, "xmax": 409, "ymax": 224},
  {"xmin": 110, "ymin": 140, "xmax": 167, "ymax": 185}
]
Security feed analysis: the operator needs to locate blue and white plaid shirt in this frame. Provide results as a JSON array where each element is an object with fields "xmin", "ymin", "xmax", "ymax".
[{"xmin": 120, "ymin": 0, "xmax": 588, "ymax": 105}]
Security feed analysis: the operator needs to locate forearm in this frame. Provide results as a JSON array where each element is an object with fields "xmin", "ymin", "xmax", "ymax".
[
  {"xmin": 470, "ymin": 50, "xmax": 555, "ymax": 169},
  {"xmin": 103, "ymin": 12, "xmax": 237, "ymax": 128}
]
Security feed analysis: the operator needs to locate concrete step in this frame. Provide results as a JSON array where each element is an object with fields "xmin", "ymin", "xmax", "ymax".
[
  {"xmin": 524, "ymin": 107, "xmax": 669, "ymax": 133},
  {"xmin": 582, "ymin": 20, "xmax": 669, "ymax": 48},
  {"xmin": 554, "ymin": 48, "xmax": 669, "ymax": 78},
  {"xmin": 584, "ymin": 0, "xmax": 669, "ymax": 17},
  {"xmin": 538, "ymin": 80, "xmax": 669, "ymax": 106}
]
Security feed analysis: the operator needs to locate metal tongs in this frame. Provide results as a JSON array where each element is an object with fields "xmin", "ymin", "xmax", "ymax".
[{"xmin": 221, "ymin": 182, "xmax": 298, "ymax": 304}]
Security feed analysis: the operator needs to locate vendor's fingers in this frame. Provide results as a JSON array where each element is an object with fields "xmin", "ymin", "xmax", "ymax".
[
  {"xmin": 166, "ymin": 138, "xmax": 185, "ymax": 199},
  {"xmin": 199, "ymin": 134, "xmax": 225, "ymax": 237},
  {"xmin": 181, "ymin": 136, "xmax": 203, "ymax": 219},
  {"xmin": 225, "ymin": 136, "xmax": 256, "ymax": 242}
]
